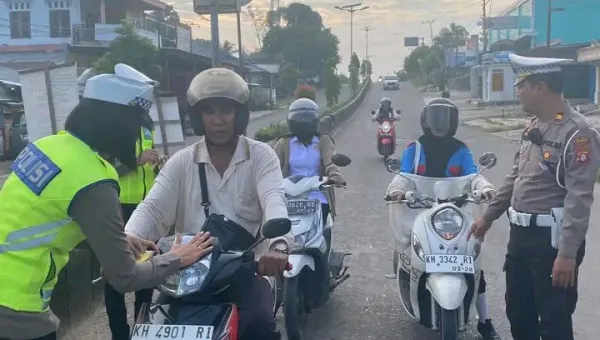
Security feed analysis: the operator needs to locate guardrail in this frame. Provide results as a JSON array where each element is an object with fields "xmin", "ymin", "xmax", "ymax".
[{"xmin": 318, "ymin": 79, "xmax": 371, "ymax": 135}]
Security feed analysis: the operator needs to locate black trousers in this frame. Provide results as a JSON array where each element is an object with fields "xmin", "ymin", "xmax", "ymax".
[
  {"xmin": 231, "ymin": 276, "xmax": 281, "ymax": 340},
  {"xmin": 104, "ymin": 203, "xmax": 155, "ymax": 340},
  {"xmin": 504, "ymin": 225, "xmax": 584, "ymax": 340}
]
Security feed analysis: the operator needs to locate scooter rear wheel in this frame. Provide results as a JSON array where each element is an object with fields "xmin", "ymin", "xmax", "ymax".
[{"xmin": 283, "ymin": 276, "xmax": 308, "ymax": 340}]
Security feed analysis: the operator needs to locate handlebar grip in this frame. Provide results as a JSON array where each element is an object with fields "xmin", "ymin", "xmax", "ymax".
[{"xmin": 384, "ymin": 195, "xmax": 392, "ymax": 201}]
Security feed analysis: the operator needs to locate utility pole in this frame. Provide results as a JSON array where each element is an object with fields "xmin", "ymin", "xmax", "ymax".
[
  {"xmin": 482, "ymin": 0, "xmax": 488, "ymax": 52},
  {"xmin": 335, "ymin": 3, "xmax": 370, "ymax": 60},
  {"xmin": 362, "ymin": 26, "xmax": 372, "ymax": 59},
  {"xmin": 421, "ymin": 20, "xmax": 434, "ymax": 45},
  {"xmin": 210, "ymin": 0, "xmax": 221, "ymax": 67},
  {"xmin": 547, "ymin": 0, "xmax": 565, "ymax": 46}
]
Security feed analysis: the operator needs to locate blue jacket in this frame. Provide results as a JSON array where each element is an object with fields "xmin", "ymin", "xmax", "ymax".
[{"xmin": 400, "ymin": 142, "xmax": 478, "ymax": 177}]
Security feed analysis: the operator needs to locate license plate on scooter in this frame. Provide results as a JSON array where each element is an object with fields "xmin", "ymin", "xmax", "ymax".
[
  {"xmin": 131, "ymin": 324, "xmax": 214, "ymax": 340},
  {"xmin": 287, "ymin": 199, "xmax": 318, "ymax": 215},
  {"xmin": 424, "ymin": 255, "xmax": 475, "ymax": 274}
]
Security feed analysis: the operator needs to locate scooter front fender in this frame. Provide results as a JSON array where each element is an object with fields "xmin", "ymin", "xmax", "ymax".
[
  {"xmin": 283, "ymin": 254, "xmax": 315, "ymax": 278},
  {"xmin": 426, "ymin": 273, "xmax": 468, "ymax": 310}
]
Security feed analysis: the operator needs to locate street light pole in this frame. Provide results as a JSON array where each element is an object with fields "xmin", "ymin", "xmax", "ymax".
[
  {"xmin": 335, "ymin": 3, "xmax": 369, "ymax": 60},
  {"xmin": 210, "ymin": 0, "xmax": 221, "ymax": 67},
  {"xmin": 362, "ymin": 26, "xmax": 372, "ymax": 59},
  {"xmin": 421, "ymin": 19, "xmax": 435, "ymax": 45},
  {"xmin": 236, "ymin": 0, "xmax": 244, "ymax": 78}
]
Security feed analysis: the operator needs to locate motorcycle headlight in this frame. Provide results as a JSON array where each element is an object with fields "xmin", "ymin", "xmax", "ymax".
[
  {"xmin": 382, "ymin": 122, "xmax": 391, "ymax": 133},
  {"xmin": 156, "ymin": 235, "xmax": 213, "ymax": 297},
  {"xmin": 413, "ymin": 233, "xmax": 425, "ymax": 261},
  {"xmin": 431, "ymin": 207, "xmax": 463, "ymax": 240}
]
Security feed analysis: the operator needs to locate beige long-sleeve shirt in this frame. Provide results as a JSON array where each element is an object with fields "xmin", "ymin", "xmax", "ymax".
[{"xmin": 125, "ymin": 136, "xmax": 292, "ymax": 257}]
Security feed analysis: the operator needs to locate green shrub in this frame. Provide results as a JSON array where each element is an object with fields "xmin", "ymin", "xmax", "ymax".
[{"xmin": 254, "ymin": 123, "xmax": 289, "ymax": 142}]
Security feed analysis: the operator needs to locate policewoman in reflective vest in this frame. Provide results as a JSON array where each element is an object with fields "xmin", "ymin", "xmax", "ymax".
[
  {"xmin": 104, "ymin": 64, "xmax": 162, "ymax": 340},
  {"xmin": 0, "ymin": 66, "xmax": 213, "ymax": 340}
]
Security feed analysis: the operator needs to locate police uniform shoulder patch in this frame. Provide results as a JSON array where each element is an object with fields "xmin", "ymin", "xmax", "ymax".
[
  {"xmin": 573, "ymin": 136, "xmax": 591, "ymax": 163},
  {"xmin": 11, "ymin": 144, "xmax": 61, "ymax": 195}
]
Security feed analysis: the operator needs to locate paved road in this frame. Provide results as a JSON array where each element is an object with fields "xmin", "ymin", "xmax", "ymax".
[{"xmin": 64, "ymin": 83, "xmax": 599, "ymax": 339}]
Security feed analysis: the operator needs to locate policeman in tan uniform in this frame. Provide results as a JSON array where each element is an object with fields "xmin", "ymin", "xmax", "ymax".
[{"xmin": 469, "ymin": 54, "xmax": 600, "ymax": 340}]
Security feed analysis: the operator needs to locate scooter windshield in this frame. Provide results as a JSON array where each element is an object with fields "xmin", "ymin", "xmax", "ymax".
[
  {"xmin": 157, "ymin": 235, "xmax": 213, "ymax": 297},
  {"xmin": 388, "ymin": 173, "xmax": 478, "ymax": 249}
]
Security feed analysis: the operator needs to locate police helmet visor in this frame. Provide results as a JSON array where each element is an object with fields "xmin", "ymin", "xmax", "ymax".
[{"xmin": 423, "ymin": 104, "xmax": 453, "ymax": 137}]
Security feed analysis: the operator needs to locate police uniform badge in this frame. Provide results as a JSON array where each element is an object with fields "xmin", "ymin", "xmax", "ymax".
[{"xmin": 574, "ymin": 137, "xmax": 590, "ymax": 163}]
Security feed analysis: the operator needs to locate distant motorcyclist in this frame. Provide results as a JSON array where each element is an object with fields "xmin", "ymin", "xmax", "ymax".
[
  {"xmin": 386, "ymin": 98, "xmax": 501, "ymax": 340},
  {"xmin": 371, "ymin": 97, "xmax": 400, "ymax": 122}
]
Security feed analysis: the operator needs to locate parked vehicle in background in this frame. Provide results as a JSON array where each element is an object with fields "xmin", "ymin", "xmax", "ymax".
[
  {"xmin": 0, "ymin": 80, "xmax": 26, "ymax": 160},
  {"xmin": 383, "ymin": 75, "xmax": 400, "ymax": 90}
]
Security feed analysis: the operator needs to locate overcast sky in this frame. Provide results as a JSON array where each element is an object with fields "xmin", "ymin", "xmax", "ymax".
[{"xmin": 168, "ymin": 0, "xmax": 519, "ymax": 77}]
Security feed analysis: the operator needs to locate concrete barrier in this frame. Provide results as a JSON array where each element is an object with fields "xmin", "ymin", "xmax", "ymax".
[{"xmin": 318, "ymin": 79, "xmax": 371, "ymax": 135}]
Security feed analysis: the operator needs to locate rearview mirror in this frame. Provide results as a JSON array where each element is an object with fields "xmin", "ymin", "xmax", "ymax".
[
  {"xmin": 479, "ymin": 152, "xmax": 497, "ymax": 169},
  {"xmin": 331, "ymin": 154, "xmax": 351, "ymax": 167},
  {"xmin": 261, "ymin": 218, "xmax": 291, "ymax": 239},
  {"xmin": 385, "ymin": 156, "xmax": 400, "ymax": 173}
]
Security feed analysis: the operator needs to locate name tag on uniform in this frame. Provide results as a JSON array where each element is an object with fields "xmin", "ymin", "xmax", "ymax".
[
  {"xmin": 11, "ymin": 144, "xmax": 61, "ymax": 196},
  {"xmin": 143, "ymin": 128, "xmax": 152, "ymax": 140}
]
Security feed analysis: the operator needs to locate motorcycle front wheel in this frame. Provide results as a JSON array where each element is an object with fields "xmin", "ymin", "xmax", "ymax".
[
  {"xmin": 283, "ymin": 275, "xmax": 308, "ymax": 340},
  {"xmin": 439, "ymin": 308, "xmax": 459, "ymax": 340}
]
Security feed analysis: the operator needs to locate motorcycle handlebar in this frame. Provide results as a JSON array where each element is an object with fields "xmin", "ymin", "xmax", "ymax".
[{"xmin": 249, "ymin": 260, "xmax": 293, "ymax": 274}]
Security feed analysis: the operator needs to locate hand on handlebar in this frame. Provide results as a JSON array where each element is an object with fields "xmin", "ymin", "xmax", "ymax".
[
  {"xmin": 258, "ymin": 251, "xmax": 289, "ymax": 276},
  {"xmin": 329, "ymin": 174, "xmax": 346, "ymax": 188},
  {"xmin": 385, "ymin": 191, "xmax": 405, "ymax": 202}
]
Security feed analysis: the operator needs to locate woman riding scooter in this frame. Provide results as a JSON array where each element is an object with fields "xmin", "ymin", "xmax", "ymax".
[
  {"xmin": 386, "ymin": 98, "xmax": 501, "ymax": 340},
  {"xmin": 273, "ymin": 98, "xmax": 346, "ymax": 221}
]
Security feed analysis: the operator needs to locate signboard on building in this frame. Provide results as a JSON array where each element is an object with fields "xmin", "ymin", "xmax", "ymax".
[
  {"xmin": 404, "ymin": 37, "xmax": 420, "ymax": 47},
  {"xmin": 176, "ymin": 26, "xmax": 192, "ymax": 52},
  {"xmin": 481, "ymin": 51, "xmax": 512, "ymax": 65},
  {"xmin": 194, "ymin": 0, "xmax": 251, "ymax": 14},
  {"xmin": 466, "ymin": 34, "xmax": 479, "ymax": 51},
  {"xmin": 484, "ymin": 16, "xmax": 526, "ymax": 30},
  {"xmin": 445, "ymin": 50, "xmax": 478, "ymax": 67}
]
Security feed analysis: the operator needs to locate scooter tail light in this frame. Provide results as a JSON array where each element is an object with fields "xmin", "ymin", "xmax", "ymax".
[{"xmin": 218, "ymin": 304, "xmax": 239, "ymax": 340}]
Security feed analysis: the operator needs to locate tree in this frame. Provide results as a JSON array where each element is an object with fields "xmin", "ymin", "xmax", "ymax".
[
  {"xmin": 403, "ymin": 45, "xmax": 443, "ymax": 79},
  {"xmin": 278, "ymin": 63, "xmax": 299, "ymax": 97},
  {"xmin": 433, "ymin": 23, "xmax": 469, "ymax": 49},
  {"xmin": 348, "ymin": 52, "xmax": 360, "ymax": 95},
  {"xmin": 325, "ymin": 69, "xmax": 341, "ymax": 106},
  {"xmin": 360, "ymin": 59, "xmax": 372, "ymax": 80},
  {"xmin": 244, "ymin": 4, "xmax": 268, "ymax": 50},
  {"xmin": 262, "ymin": 3, "xmax": 340, "ymax": 81},
  {"xmin": 93, "ymin": 22, "xmax": 161, "ymax": 80}
]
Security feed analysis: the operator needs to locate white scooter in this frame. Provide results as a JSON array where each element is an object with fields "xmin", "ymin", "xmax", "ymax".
[
  {"xmin": 383, "ymin": 152, "xmax": 497, "ymax": 340},
  {"xmin": 280, "ymin": 154, "xmax": 352, "ymax": 340}
]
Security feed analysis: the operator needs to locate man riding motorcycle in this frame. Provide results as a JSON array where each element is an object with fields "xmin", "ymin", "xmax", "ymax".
[
  {"xmin": 124, "ymin": 68, "xmax": 292, "ymax": 340},
  {"xmin": 385, "ymin": 98, "xmax": 501, "ymax": 340},
  {"xmin": 372, "ymin": 97, "xmax": 400, "ymax": 122}
]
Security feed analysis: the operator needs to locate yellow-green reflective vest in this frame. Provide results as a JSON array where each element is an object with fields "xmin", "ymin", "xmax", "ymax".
[
  {"xmin": 0, "ymin": 131, "xmax": 118, "ymax": 312},
  {"xmin": 119, "ymin": 127, "xmax": 156, "ymax": 204}
]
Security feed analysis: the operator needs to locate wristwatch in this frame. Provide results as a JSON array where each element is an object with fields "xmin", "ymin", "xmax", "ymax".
[{"xmin": 270, "ymin": 241, "xmax": 289, "ymax": 255}]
